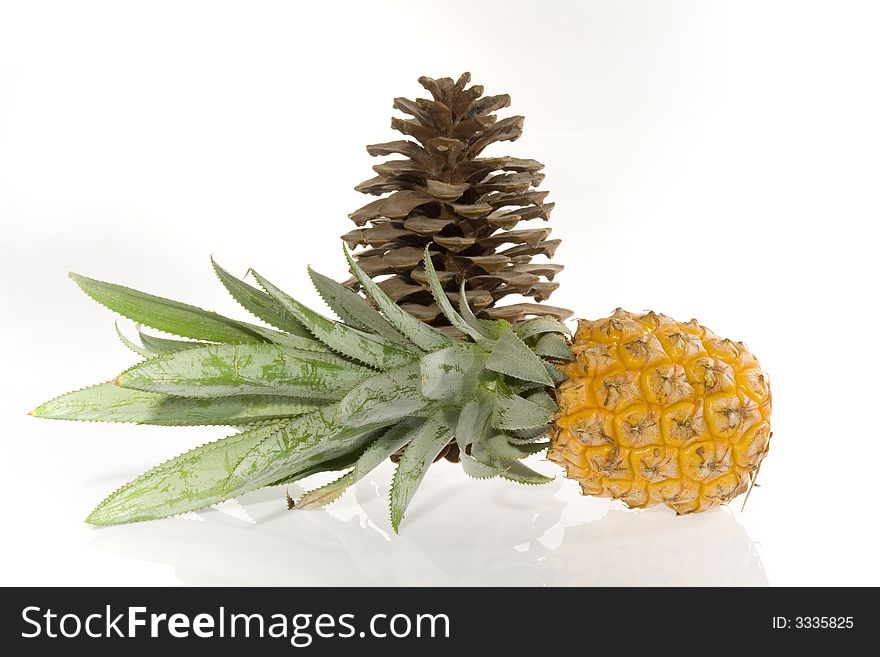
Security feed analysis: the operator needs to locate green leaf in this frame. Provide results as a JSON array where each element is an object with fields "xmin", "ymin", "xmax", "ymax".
[
  {"xmin": 508, "ymin": 430, "xmax": 552, "ymax": 444},
  {"xmin": 497, "ymin": 459, "xmax": 553, "ymax": 485},
  {"xmin": 86, "ymin": 420, "xmax": 289, "ymax": 525},
  {"xmin": 297, "ymin": 419, "xmax": 422, "ymax": 509},
  {"xmin": 242, "ymin": 325, "xmax": 332, "ymax": 353},
  {"xmin": 390, "ymin": 407, "xmax": 456, "ymax": 532},
  {"xmin": 222, "ymin": 404, "xmax": 389, "ymax": 495},
  {"xmin": 481, "ymin": 433, "xmax": 549, "ymax": 460},
  {"xmin": 422, "ymin": 246, "xmax": 486, "ymax": 341},
  {"xmin": 138, "ymin": 328, "xmax": 207, "ymax": 355},
  {"xmin": 343, "ymin": 246, "xmax": 453, "ymax": 352},
  {"xmin": 115, "ymin": 322, "xmax": 151, "ymax": 357},
  {"xmin": 351, "ymin": 419, "xmax": 423, "ymax": 478},
  {"xmin": 70, "ymin": 273, "xmax": 266, "ymax": 344},
  {"xmin": 515, "ymin": 316, "xmax": 571, "ymax": 341},
  {"xmin": 271, "ymin": 448, "xmax": 368, "ymax": 486},
  {"xmin": 308, "ymin": 267, "xmax": 406, "ymax": 342},
  {"xmin": 31, "ymin": 382, "xmax": 326, "ymax": 426},
  {"xmin": 455, "ymin": 395, "xmax": 493, "ymax": 449},
  {"xmin": 491, "ymin": 389, "xmax": 556, "ymax": 432},
  {"xmin": 524, "ymin": 389, "xmax": 558, "ymax": 413},
  {"xmin": 338, "ymin": 364, "xmax": 429, "ymax": 427},
  {"xmin": 419, "ymin": 345, "xmax": 487, "ymax": 404},
  {"xmin": 485, "ymin": 329, "xmax": 554, "ymax": 385},
  {"xmin": 545, "ymin": 360, "xmax": 566, "ymax": 385},
  {"xmin": 295, "ymin": 472, "xmax": 356, "ymax": 510},
  {"xmin": 116, "ymin": 343, "xmax": 373, "ymax": 400},
  {"xmin": 470, "ymin": 442, "xmax": 553, "ymax": 485},
  {"xmin": 460, "ymin": 451, "xmax": 501, "ymax": 479},
  {"xmin": 477, "ymin": 317, "xmax": 514, "ymax": 340},
  {"xmin": 211, "ymin": 257, "xmax": 310, "ymax": 337},
  {"xmin": 250, "ymin": 269, "xmax": 419, "ymax": 371},
  {"xmin": 532, "ymin": 332, "xmax": 574, "ymax": 361},
  {"xmin": 457, "ymin": 280, "xmax": 493, "ymax": 339}
]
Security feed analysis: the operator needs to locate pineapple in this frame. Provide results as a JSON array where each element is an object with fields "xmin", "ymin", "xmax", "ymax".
[
  {"xmin": 550, "ymin": 310, "xmax": 771, "ymax": 514},
  {"xmin": 31, "ymin": 250, "xmax": 771, "ymax": 530}
]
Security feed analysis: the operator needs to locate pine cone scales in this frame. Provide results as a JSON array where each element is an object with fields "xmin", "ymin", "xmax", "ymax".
[{"xmin": 344, "ymin": 72, "xmax": 571, "ymax": 327}]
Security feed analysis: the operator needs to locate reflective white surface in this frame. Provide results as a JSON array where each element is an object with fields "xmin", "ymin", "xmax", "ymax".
[{"xmin": 86, "ymin": 464, "xmax": 767, "ymax": 587}]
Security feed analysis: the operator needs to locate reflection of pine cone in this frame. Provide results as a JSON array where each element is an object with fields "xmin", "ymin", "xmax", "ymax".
[{"xmin": 344, "ymin": 72, "xmax": 571, "ymax": 329}]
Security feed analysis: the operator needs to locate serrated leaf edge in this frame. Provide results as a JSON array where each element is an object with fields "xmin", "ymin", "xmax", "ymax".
[{"xmin": 85, "ymin": 420, "xmax": 289, "ymax": 525}]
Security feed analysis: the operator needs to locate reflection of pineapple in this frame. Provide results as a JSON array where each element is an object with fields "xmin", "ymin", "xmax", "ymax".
[
  {"xmin": 540, "ymin": 507, "xmax": 768, "ymax": 586},
  {"xmin": 31, "ymin": 250, "xmax": 771, "ymax": 531}
]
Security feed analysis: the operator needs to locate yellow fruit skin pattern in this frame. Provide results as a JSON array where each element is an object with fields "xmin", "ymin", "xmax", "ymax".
[{"xmin": 549, "ymin": 309, "xmax": 771, "ymax": 514}]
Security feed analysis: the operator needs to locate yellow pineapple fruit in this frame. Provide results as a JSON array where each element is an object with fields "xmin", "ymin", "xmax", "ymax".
[{"xmin": 549, "ymin": 308, "xmax": 771, "ymax": 514}]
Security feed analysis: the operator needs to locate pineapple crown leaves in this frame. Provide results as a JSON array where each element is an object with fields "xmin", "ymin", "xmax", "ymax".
[{"xmin": 31, "ymin": 245, "xmax": 573, "ymax": 532}]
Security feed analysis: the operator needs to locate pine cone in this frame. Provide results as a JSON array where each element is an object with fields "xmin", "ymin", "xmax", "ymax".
[{"xmin": 344, "ymin": 72, "xmax": 571, "ymax": 330}]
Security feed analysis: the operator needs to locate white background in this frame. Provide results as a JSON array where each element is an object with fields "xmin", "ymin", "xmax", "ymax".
[{"xmin": 1, "ymin": 0, "xmax": 878, "ymax": 586}]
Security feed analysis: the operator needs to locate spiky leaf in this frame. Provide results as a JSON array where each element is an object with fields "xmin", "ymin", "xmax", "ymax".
[
  {"xmin": 271, "ymin": 448, "xmax": 369, "ymax": 486},
  {"xmin": 138, "ymin": 329, "xmax": 207, "ymax": 355},
  {"xmin": 491, "ymin": 389, "xmax": 556, "ymax": 432},
  {"xmin": 485, "ymin": 329, "xmax": 554, "ymax": 385},
  {"xmin": 86, "ymin": 421, "xmax": 289, "ymax": 525},
  {"xmin": 457, "ymin": 280, "xmax": 493, "ymax": 339},
  {"xmin": 515, "ymin": 316, "xmax": 571, "ymax": 341},
  {"xmin": 422, "ymin": 246, "xmax": 485, "ymax": 341},
  {"xmin": 295, "ymin": 472, "xmax": 356, "ymax": 510},
  {"xmin": 460, "ymin": 452, "xmax": 501, "ymax": 479},
  {"xmin": 532, "ymin": 332, "xmax": 574, "ymax": 360},
  {"xmin": 353, "ymin": 419, "xmax": 423, "ymax": 478},
  {"xmin": 211, "ymin": 257, "xmax": 310, "ymax": 337},
  {"xmin": 222, "ymin": 405, "xmax": 389, "ymax": 495},
  {"xmin": 496, "ymin": 459, "xmax": 554, "ymax": 485},
  {"xmin": 70, "ymin": 273, "xmax": 265, "ymax": 344},
  {"xmin": 482, "ymin": 433, "xmax": 549, "ymax": 460},
  {"xmin": 250, "ymin": 269, "xmax": 419, "ymax": 371},
  {"xmin": 545, "ymin": 360, "xmax": 566, "ymax": 384},
  {"xmin": 508, "ymin": 431, "xmax": 552, "ymax": 445},
  {"xmin": 115, "ymin": 322, "xmax": 151, "ymax": 357},
  {"xmin": 455, "ymin": 395, "xmax": 493, "ymax": 449},
  {"xmin": 116, "ymin": 344, "xmax": 372, "ymax": 400},
  {"xmin": 524, "ymin": 388, "xmax": 558, "ymax": 412},
  {"xmin": 475, "ymin": 316, "xmax": 514, "ymax": 340},
  {"xmin": 338, "ymin": 364, "xmax": 428, "ymax": 427},
  {"xmin": 470, "ymin": 442, "xmax": 553, "ymax": 485},
  {"xmin": 297, "ymin": 419, "xmax": 422, "ymax": 509},
  {"xmin": 308, "ymin": 267, "xmax": 406, "ymax": 342},
  {"xmin": 419, "ymin": 345, "xmax": 487, "ymax": 404},
  {"xmin": 344, "ymin": 246, "xmax": 452, "ymax": 352},
  {"xmin": 31, "ymin": 383, "xmax": 325, "ymax": 426},
  {"xmin": 242, "ymin": 325, "xmax": 332, "ymax": 353},
  {"xmin": 390, "ymin": 408, "xmax": 456, "ymax": 532}
]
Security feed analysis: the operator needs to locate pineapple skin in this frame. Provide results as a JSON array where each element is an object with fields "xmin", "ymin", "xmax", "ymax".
[{"xmin": 549, "ymin": 309, "xmax": 772, "ymax": 514}]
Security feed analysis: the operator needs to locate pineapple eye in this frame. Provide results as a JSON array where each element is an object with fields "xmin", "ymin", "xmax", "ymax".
[
  {"xmin": 706, "ymin": 446, "xmax": 732, "ymax": 474},
  {"xmin": 624, "ymin": 338, "xmax": 649, "ymax": 357},
  {"xmin": 633, "ymin": 446, "xmax": 678, "ymax": 483},
  {"xmin": 602, "ymin": 382, "xmax": 621, "ymax": 406},
  {"xmin": 676, "ymin": 418, "xmax": 695, "ymax": 436},
  {"xmin": 571, "ymin": 414, "xmax": 613, "ymax": 446},
  {"xmin": 721, "ymin": 406, "xmax": 741, "ymax": 427}
]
